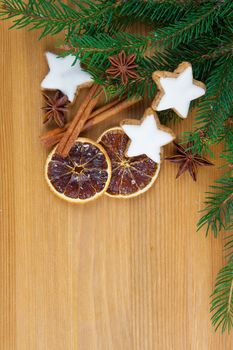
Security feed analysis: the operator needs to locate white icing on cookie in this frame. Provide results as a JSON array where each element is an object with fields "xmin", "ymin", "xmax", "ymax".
[
  {"xmin": 153, "ymin": 63, "xmax": 206, "ymax": 119},
  {"xmin": 41, "ymin": 52, "xmax": 93, "ymax": 102},
  {"xmin": 121, "ymin": 111, "xmax": 175, "ymax": 163}
]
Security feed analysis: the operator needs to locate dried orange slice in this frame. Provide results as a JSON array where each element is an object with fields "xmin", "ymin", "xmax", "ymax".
[
  {"xmin": 98, "ymin": 128, "xmax": 160, "ymax": 198},
  {"xmin": 45, "ymin": 138, "xmax": 111, "ymax": 203}
]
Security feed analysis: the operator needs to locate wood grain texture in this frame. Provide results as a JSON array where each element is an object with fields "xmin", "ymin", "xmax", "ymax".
[{"xmin": 0, "ymin": 19, "xmax": 233, "ymax": 350}]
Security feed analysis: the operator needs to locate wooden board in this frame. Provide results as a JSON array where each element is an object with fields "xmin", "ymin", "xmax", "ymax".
[{"xmin": 0, "ymin": 20, "xmax": 232, "ymax": 350}]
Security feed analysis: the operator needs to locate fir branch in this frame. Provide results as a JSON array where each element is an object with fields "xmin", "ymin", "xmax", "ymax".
[
  {"xmin": 200, "ymin": 44, "xmax": 233, "ymax": 61},
  {"xmin": 211, "ymin": 255, "xmax": 233, "ymax": 333},
  {"xmin": 184, "ymin": 55, "xmax": 233, "ymax": 155},
  {"xmin": 118, "ymin": 0, "xmax": 195, "ymax": 25},
  {"xmin": 211, "ymin": 227, "xmax": 233, "ymax": 333},
  {"xmin": 0, "ymin": 0, "xmax": 121, "ymax": 38},
  {"xmin": 132, "ymin": 35, "xmax": 231, "ymax": 87},
  {"xmin": 69, "ymin": 31, "xmax": 149, "ymax": 58},
  {"xmin": 64, "ymin": 2, "xmax": 233, "ymax": 58},
  {"xmin": 0, "ymin": 0, "xmax": 198, "ymax": 40},
  {"xmin": 224, "ymin": 232, "xmax": 233, "ymax": 258},
  {"xmin": 197, "ymin": 176, "xmax": 233, "ymax": 237},
  {"xmin": 221, "ymin": 125, "xmax": 233, "ymax": 167},
  {"xmin": 152, "ymin": 1, "xmax": 233, "ymax": 49}
]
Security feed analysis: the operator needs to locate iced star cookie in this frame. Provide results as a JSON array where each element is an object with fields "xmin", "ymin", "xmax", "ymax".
[
  {"xmin": 121, "ymin": 108, "xmax": 175, "ymax": 163},
  {"xmin": 152, "ymin": 62, "xmax": 206, "ymax": 119},
  {"xmin": 41, "ymin": 52, "xmax": 93, "ymax": 103}
]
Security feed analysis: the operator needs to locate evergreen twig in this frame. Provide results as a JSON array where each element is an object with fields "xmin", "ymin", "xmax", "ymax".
[
  {"xmin": 197, "ymin": 176, "xmax": 233, "ymax": 237},
  {"xmin": 211, "ymin": 255, "xmax": 233, "ymax": 333}
]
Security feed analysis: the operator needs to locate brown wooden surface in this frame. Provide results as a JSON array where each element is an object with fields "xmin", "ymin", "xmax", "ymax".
[{"xmin": 0, "ymin": 19, "xmax": 232, "ymax": 350}]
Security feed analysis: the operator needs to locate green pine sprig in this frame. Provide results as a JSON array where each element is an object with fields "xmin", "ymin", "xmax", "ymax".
[
  {"xmin": 183, "ymin": 55, "xmax": 233, "ymax": 155},
  {"xmin": 118, "ymin": 0, "xmax": 195, "ymax": 25},
  {"xmin": 64, "ymin": 1, "xmax": 232, "ymax": 58},
  {"xmin": 211, "ymin": 253, "xmax": 233, "ymax": 333},
  {"xmin": 0, "ymin": 0, "xmax": 123, "ymax": 38},
  {"xmin": 197, "ymin": 176, "xmax": 233, "ymax": 237}
]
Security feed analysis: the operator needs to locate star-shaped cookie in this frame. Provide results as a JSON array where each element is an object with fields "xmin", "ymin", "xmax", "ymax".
[
  {"xmin": 152, "ymin": 62, "xmax": 206, "ymax": 119},
  {"xmin": 41, "ymin": 52, "xmax": 93, "ymax": 103},
  {"xmin": 121, "ymin": 108, "xmax": 175, "ymax": 163}
]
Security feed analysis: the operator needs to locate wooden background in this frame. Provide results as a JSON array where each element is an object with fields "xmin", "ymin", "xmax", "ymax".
[{"xmin": 0, "ymin": 17, "xmax": 232, "ymax": 350}]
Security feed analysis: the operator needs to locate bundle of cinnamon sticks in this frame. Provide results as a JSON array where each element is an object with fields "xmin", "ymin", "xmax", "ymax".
[{"xmin": 41, "ymin": 84, "xmax": 142, "ymax": 155}]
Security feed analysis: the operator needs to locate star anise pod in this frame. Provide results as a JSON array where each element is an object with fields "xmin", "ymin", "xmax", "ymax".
[
  {"xmin": 106, "ymin": 50, "xmax": 138, "ymax": 85},
  {"xmin": 42, "ymin": 90, "xmax": 69, "ymax": 128},
  {"xmin": 165, "ymin": 142, "xmax": 214, "ymax": 181}
]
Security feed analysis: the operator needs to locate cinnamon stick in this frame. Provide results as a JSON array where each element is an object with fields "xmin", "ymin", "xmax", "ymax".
[
  {"xmin": 40, "ymin": 98, "xmax": 120, "ymax": 147},
  {"xmin": 56, "ymin": 84, "xmax": 102, "ymax": 156},
  {"xmin": 40, "ymin": 132, "xmax": 66, "ymax": 150},
  {"xmin": 40, "ymin": 98, "xmax": 118, "ymax": 149},
  {"xmin": 40, "ymin": 95, "xmax": 123, "ymax": 143},
  {"xmin": 41, "ymin": 124, "xmax": 68, "ymax": 138},
  {"xmin": 40, "ymin": 95, "xmax": 142, "ymax": 149},
  {"xmin": 89, "ymin": 96, "xmax": 125, "ymax": 119},
  {"xmin": 82, "ymin": 96, "xmax": 142, "ymax": 131}
]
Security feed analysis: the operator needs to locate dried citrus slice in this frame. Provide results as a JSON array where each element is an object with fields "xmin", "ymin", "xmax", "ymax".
[
  {"xmin": 98, "ymin": 127, "xmax": 160, "ymax": 198},
  {"xmin": 45, "ymin": 138, "xmax": 111, "ymax": 203}
]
